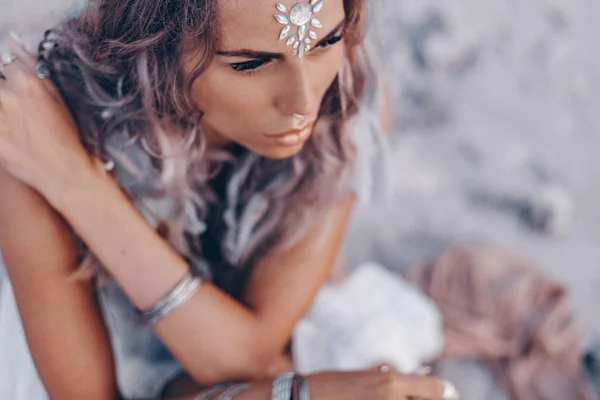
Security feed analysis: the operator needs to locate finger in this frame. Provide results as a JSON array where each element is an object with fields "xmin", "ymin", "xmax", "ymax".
[
  {"xmin": 1, "ymin": 34, "xmax": 35, "ymax": 88},
  {"xmin": 6, "ymin": 33, "xmax": 62, "ymax": 102},
  {"xmin": 415, "ymin": 366, "xmax": 433, "ymax": 376},
  {"xmin": 371, "ymin": 363, "xmax": 398, "ymax": 374},
  {"xmin": 395, "ymin": 374, "xmax": 447, "ymax": 400},
  {"xmin": 8, "ymin": 33, "xmax": 38, "ymax": 73}
]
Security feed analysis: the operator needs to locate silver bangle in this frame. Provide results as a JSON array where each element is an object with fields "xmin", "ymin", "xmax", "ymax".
[
  {"xmin": 194, "ymin": 383, "xmax": 231, "ymax": 400},
  {"xmin": 218, "ymin": 383, "xmax": 250, "ymax": 400},
  {"xmin": 142, "ymin": 271, "xmax": 202, "ymax": 325},
  {"xmin": 297, "ymin": 375, "xmax": 310, "ymax": 400},
  {"xmin": 271, "ymin": 372, "xmax": 294, "ymax": 400},
  {"xmin": 194, "ymin": 383, "xmax": 250, "ymax": 400}
]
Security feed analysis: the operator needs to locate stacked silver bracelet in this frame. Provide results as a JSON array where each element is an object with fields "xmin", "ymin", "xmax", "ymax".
[
  {"xmin": 192, "ymin": 373, "xmax": 310, "ymax": 400},
  {"xmin": 218, "ymin": 383, "xmax": 250, "ymax": 400},
  {"xmin": 194, "ymin": 384, "xmax": 231, "ymax": 400},
  {"xmin": 271, "ymin": 372, "xmax": 310, "ymax": 400},
  {"xmin": 295, "ymin": 375, "xmax": 310, "ymax": 400},
  {"xmin": 194, "ymin": 382, "xmax": 250, "ymax": 400},
  {"xmin": 271, "ymin": 372, "xmax": 295, "ymax": 400},
  {"xmin": 142, "ymin": 271, "xmax": 203, "ymax": 325}
]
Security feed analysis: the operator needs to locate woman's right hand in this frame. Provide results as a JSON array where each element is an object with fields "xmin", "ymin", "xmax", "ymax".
[
  {"xmin": 306, "ymin": 368, "xmax": 450, "ymax": 400},
  {"xmin": 0, "ymin": 37, "xmax": 99, "ymax": 205}
]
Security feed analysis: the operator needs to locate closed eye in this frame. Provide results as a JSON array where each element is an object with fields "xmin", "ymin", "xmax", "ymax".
[
  {"xmin": 230, "ymin": 58, "xmax": 273, "ymax": 72},
  {"xmin": 315, "ymin": 33, "xmax": 344, "ymax": 50}
]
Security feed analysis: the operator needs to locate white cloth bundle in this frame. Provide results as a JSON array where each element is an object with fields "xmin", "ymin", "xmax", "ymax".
[{"xmin": 293, "ymin": 262, "xmax": 444, "ymax": 374}]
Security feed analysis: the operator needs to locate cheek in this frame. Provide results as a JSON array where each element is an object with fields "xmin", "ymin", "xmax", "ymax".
[
  {"xmin": 311, "ymin": 46, "xmax": 346, "ymax": 99},
  {"xmin": 189, "ymin": 46, "xmax": 345, "ymax": 139},
  {"xmin": 191, "ymin": 69, "xmax": 269, "ymax": 131}
]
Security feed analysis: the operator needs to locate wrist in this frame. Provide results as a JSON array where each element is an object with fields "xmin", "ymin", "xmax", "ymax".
[{"xmin": 42, "ymin": 157, "xmax": 114, "ymax": 213}]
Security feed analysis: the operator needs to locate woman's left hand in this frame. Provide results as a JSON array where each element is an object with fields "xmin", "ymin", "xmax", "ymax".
[{"xmin": 0, "ymin": 36, "xmax": 98, "ymax": 205}]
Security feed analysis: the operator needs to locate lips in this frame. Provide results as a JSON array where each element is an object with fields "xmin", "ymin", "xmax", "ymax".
[
  {"xmin": 264, "ymin": 128, "xmax": 305, "ymax": 139},
  {"xmin": 263, "ymin": 122, "xmax": 314, "ymax": 139}
]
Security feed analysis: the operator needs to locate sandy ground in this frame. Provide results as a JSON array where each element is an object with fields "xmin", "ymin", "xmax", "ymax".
[{"xmin": 1, "ymin": 0, "xmax": 600, "ymax": 398}]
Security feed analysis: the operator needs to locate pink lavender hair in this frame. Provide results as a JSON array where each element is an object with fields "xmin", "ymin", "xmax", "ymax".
[{"xmin": 37, "ymin": 0, "xmax": 372, "ymax": 287}]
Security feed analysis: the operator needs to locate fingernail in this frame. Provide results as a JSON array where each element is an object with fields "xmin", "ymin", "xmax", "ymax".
[
  {"xmin": 442, "ymin": 380, "xmax": 460, "ymax": 400},
  {"xmin": 416, "ymin": 366, "xmax": 433, "ymax": 376}
]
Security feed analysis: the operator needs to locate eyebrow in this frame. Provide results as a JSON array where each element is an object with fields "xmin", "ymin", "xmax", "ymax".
[{"xmin": 216, "ymin": 20, "xmax": 346, "ymax": 59}]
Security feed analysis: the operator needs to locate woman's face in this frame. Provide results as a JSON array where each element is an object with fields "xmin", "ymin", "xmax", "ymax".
[{"xmin": 185, "ymin": 0, "xmax": 346, "ymax": 159}]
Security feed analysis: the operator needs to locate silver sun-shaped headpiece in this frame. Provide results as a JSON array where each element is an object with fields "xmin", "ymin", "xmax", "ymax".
[{"xmin": 274, "ymin": 0, "xmax": 324, "ymax": 58}]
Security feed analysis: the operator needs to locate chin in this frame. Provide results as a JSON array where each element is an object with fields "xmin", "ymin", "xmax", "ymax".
[{"xmin": 254, "ymin": 143, "xmax": 306, "ymax": 160}]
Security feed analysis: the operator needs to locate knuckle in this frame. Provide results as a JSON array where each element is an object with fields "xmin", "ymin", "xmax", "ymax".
[{"xmin": 376, "ymin": 373, "xmax": 399, "ymax": 398}]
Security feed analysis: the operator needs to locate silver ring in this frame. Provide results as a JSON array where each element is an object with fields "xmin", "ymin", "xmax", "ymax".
[
  {"xmin": 0, "ymin": 53, "xmax": 17, "ymax": 81},
  {"xmin": 1, "ymin": 53, "xmax": 17, "ymax": 67},
  {"xmin": 441, "ymin": 380, "xmax": 460, "ymax": 400},
  {"xmin": 378, "ymin": 364, "xmax": 391, "ymax": 373}
]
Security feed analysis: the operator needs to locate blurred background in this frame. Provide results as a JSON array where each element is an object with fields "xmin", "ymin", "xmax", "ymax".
[
  {"xmin": 349, "ymin": 0, "xmax": 600, "ymax": 336},
  {"xmin": 348, "ymin": 1, "xmax": 600, "ymax": 397},
  {"xmin": 1, "ymin": 0, "xmax": 600, "ymax": 398}
]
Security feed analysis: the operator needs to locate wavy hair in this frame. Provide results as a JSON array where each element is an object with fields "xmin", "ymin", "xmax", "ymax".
[{"xmin": 39, "ymin": 0, "xmax": 372, "ymax": 295}]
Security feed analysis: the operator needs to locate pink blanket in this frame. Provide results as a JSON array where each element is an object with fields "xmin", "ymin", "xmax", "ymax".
[{"xmin": 407, "ymin": 245, "xmax": 592, "ymax": 400}]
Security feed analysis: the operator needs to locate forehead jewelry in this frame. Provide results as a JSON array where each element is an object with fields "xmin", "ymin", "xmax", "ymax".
[{"xmin": 274, "ymin": 0, "xmax": 324, "ymax": 59}]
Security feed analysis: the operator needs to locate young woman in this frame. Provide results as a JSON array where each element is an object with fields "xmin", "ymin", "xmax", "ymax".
[{"xmin": 0, "ymin": 0, "xmax": 455, "ymax": 398}]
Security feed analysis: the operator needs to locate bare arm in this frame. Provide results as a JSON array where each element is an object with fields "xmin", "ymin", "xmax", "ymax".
[
  {"xmin": 0, "ymin": 168, "xmax": 116, "ymax": 399},
  {"xmin": 45, "ymin": 165, "xmax": 354, "ymax": 386},
  {"xmin": 241, "ymin": 194, "xmax": 355, "ymax": 356},
  {"xmin": 0, "ymin": 158, "xmax": 351, "ymax": 399}
]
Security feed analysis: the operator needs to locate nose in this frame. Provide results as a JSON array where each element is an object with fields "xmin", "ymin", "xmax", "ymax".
[{"xmin": 274, "ymin": 61, "xmax": 314, "ymax": 118}]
